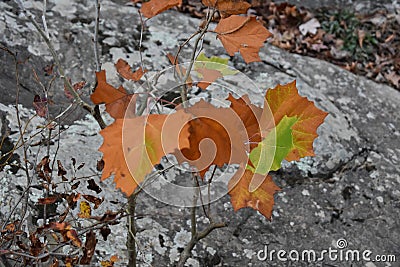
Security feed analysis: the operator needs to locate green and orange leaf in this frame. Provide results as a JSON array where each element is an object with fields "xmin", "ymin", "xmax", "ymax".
[
  {"xmin": 263, "ymin": 81, "xmax": 328, "ymax": 161},
  {"xmin": 99, "ymin": 111, "xmax": 191, "ymax": 196},
  {"xmin": 194, "ymin": 53, "xmax": 238, "ymax": 89},
  {"xmin": 248, "ymin": 115, "xmax": 298, "ymax": 174}
]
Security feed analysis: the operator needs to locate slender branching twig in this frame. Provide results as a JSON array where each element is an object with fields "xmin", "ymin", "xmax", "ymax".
[
  {"xmin": 15, "ymin": 1, "xmax": 106, "ymax": 129},
  {"xmin": 93, "ymin": 0, "xmax": 101, "ymax": 73},
  {"xmin": 179, "ymin": 9, "xmax": 216, "ymax": 108}
]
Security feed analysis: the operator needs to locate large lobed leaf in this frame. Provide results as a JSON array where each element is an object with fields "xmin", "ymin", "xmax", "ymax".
[
  {"xmin": 214, "ymin": 16, "xmax": 272, "ymax": 63},
  {"xmin": 175, "ymin": 100, "xmax": 249, "ymax": 177},
  {"xmin": 228, "ymin": 81, "xmax": 328, "ymax": 219},
  {"xmin": 97, "ymin": 76, "xmax": 327, "ymax": 219},
  {"xmin": 99, "ymin": 111, "xmax": 191, "ymax": 196},
  {"xmin": 264, "ymin": 81, "xmax": 329, "ymax": 161}
]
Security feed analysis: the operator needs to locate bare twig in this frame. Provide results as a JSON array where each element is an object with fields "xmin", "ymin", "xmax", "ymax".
[
  {"xmin": 191, "ymin": 175, "xmax": 199, "ymax": 237},
  {"xmin": 15, "ymin": 2, "xmax": 106, "ymax": 129},
  {"xmin": 176, "ymin": 221, "xmax": 227, "ymax": 266},
  {"xmin": 93, "ymin": 0, "xmax": 101, "ymax": 72},
  {"xmin": 176, "ymin": 172, "xmax": 227, "ymax": 266},
  {"xmin": 127, "ymin": 194, "xmax": 137, "ymax": 267},
  {"xmin": 179, "ymin": 9, "xmax": 216, "ymax": 108},
  {"xmin": 136, "ymin": 12, "xmax": 155, "ymax": 116},
  {"xmin": 41, "ymin": 0, "xmax": 49, "ymax": 38},
  {"xmin": 11, "ymin": 48, "xmax": 32, "ymax": 231}
]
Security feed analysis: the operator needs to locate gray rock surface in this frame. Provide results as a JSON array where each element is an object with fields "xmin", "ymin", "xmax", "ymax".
[
  {"xmin": 0, "ymin": 0, "xmax": 399, "ymax": 266},
  {"xmin": 273, "ymin": 0, "xmax": 396, "ymax": 12}
]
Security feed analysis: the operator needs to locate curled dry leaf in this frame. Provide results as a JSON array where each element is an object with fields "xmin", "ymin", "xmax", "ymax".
[
  {"xmin": 79, "ymin": 231, "xmax": 97, "ymax": 265},
  {"xmin": 33, "ymin": 95, "xmax": 48, "ymax": 118},
  {"xmin": 140, "ymin": 0, "xmax": 182, "ymax": 18},
  {"xmin": 385, "ymin": 71, "xmax": 400, "ymax": 87},
  {"xmin": 36, "ymin": 156, "xmax": 52, "ymax": 183},
  {"xmin": 50, "ymin": 258, "xmax": 59, "ymax": 267},
  {"xmin": 115, "ymin": 58, "xmax": 147, "ymax": 81},
  {"xmin": 202, "ymin": 0, "xmax": 251, "ymax": 18},
  {"xmin": 214, "ymin": 16, "xmax": 272, "ymax": 63},
  {"xmin": 57, "ymin": 160, "xmax": 67, "ymax": 176},
  {"xmin": 29, "ymin": 233, "xmax": 43, "ymax": 257},
  {"xmin": 38, "ymin": 196, "xmax": 58, "ymax": 205},
  {"xmin": 87, "ymin": 178, "xmax": 102, "ymax": 193},
  {"xmin": 83, "ymin": 195, "xmax": 104, "ymax": 209},
  {"xmin": 100, "ymin": 255, "xmax": 119, "ymax": 267},
  {"xmin": 64, "ymin": 80, "xmax": 86, "ymax": 100}
]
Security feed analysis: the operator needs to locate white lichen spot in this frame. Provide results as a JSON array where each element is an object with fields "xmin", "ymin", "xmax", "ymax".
[
  {"xmin": 173, "ymin": 229, "xmax": 191, "ymax": 248},
  {"xmin": 301, "ymin": 189, "xmax": 310, "ymax": 196},
  {"xmin": 366, "ymin": 112, "xmax": 376, "ymax": 119},
  {"xmin": 244, "ymin": 249, "xmax": 255, "ymax": 259},
  {"xmin": 185, "ymin": 258, "xmax": 199, "ymax": 267},
  {"xmin": 206, "ymin": 247, "xmax": 216, "ymax": 256},
  {"xmin": 315, "ymin": 210, "xmax": 325, "ymax": 218}
]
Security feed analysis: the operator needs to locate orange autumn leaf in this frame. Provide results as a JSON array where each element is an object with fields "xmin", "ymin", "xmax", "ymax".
[
  {"xmin": 175, "ymin": 100, "xmax": 249, "ymax": 177},
  {"xmin": 264, "ymin": 81, "xmax": 328, "ymax": 161},
  {"xmin": 228, "ymin": 167, "xmax": 280, "ymax": 219},
  {"xmin": 202, "ymin": 0, "xmax": 251, "ymax": 18},
  {"xmin": 99, "ymin": 119, "xmax": 136, "ymax": 195},
  {"xmin": 141, "ymin": 0, "xmax": 182, "ymax": 18},
  {"xmin": 214, "ymin": 16, "xmax": 272, "ymax": 63},
  {"xmin": 91, "ymin": 70, "xmax": 136, "ymax": 119},
  {"xmin": 226, "ymin": 94, "xmax": 263, "ymax": 150},
  {"xmin": 115, "ymin": 58, "xmax": 147, "ymax": 81},
  {"xmin": 99, "ymin": 111, "xmax": 191, "ymax": 196},
  {"xmin": 195, "ymin": 67, "xmax": 222, "ymax": 89},
  {"xmin": 66, "ymin": 229, "xmax": 82, "ymax": 247}
]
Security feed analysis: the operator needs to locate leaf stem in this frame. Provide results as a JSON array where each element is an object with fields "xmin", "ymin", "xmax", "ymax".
[{"xmin": 180, "ymin": 9, "xmax": 216, "ymax": 108}]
